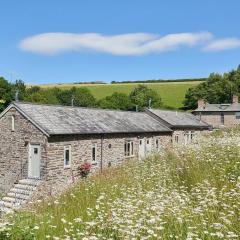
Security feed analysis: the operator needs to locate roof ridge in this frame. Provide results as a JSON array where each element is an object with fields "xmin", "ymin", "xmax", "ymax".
[{"xmin": 13, "ymin": 101, "xmax": 147, "ymax": 114}]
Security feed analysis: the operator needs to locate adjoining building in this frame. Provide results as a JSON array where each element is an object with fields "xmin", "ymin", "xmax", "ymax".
[
  {"xmin": 193, "ymin": 95, "xmax": 240, "ymax": 128},
  {"xmin": 0, "ymin": 102, "xmax": 172, "ymax": 203},
  {"xmin": 145, "ymin": 108, "xmax": 211, "ymax": 145}
]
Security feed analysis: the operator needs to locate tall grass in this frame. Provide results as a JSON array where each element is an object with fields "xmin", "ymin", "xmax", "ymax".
[{"xmin": 0, "ymin": 131, "xmax": 240, "ymax": 239}]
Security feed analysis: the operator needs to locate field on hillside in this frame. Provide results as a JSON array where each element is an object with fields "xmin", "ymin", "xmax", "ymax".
[
  {"xmin": 38, "ymin": 81, "xmax": 201, "ymax": 108},
  {"xmin": 1, "ymin": 129, "xmax": 240, "ymax": 239}
]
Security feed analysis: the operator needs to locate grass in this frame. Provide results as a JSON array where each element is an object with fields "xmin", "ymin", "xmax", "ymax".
[
  {"xmin": 37, "ymin": 81, "xmax": 201, "ymax": 108},
  {"xmin": 1, "ymin": 128, "xmax": 240, "ymax": 239}
]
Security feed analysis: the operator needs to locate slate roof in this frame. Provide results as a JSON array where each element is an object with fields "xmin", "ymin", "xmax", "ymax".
[
  {"xmin": 193, "ymin": 103, "xmax": 240, "ymax": 112},
  {"xmin": 146, "ymin": 109, "xmax": 210, "ymax": 129},
  {"xmin": 8, "ymin": 102, "xmax": 172, "ymax": 136}
]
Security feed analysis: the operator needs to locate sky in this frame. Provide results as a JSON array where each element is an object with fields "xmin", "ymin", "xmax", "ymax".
[{"xmin": 1, "ymin": 0, "xmax": 240, "ymax": 84}]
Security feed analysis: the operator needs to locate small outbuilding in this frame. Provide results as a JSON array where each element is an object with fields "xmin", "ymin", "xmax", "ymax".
[{"xmin": 145, "ymin": 108, "xmax": 211, "ymax": 145}]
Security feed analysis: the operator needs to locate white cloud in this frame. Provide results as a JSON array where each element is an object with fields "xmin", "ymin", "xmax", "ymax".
[
  {"xmin": 203, "ymin": 38, "xmax": 240, "ymax": 51},
  {"xmin": 19, "ymin": 32, "xmax": 212, "ymax": 56}
]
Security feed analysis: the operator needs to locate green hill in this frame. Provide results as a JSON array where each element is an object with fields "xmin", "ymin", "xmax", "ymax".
[{"xmin": 38, "ymin": 81, "xmax": 201, "ymax": 109}]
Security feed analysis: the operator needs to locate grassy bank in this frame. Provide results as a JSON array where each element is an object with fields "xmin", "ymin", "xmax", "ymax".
[
  {"xmin": 1, "ymin": 129, "xmax": 240, "ymax": 239},
  {"xmin": 37, "ymin": 81, "xmax": 201, "ymax": 108}
]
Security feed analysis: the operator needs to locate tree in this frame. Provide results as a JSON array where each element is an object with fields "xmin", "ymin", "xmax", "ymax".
[
  {"xmin": 0, "ymin": 77, "xmax": 12, "ymax": 112},
  {"xmin": 183, "ymin": 66, "xmax": 240, "ymax": 109},
  {"xmin": 99, "ymin": 92, "xmax": 134, "ymax": 110},
  {"xmin": 57, "ymin": 87, "xmax": 97, "ymax": 107},
  {"xmin": 24, "ymin": 87, "xmax": 60, "ymax": 104},
  {"xmin": 11, "ymin": 79, "xmax": 26, "ymax": 100},
  {"xmin": 129, "ymin": 85, "xmax": 162, "ymax": 111}
]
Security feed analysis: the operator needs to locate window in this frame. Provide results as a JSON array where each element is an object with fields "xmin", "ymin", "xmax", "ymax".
[
  {"xmin": 174, "ymin": 135, "xmax": 179, "ymax": 143},
  {"xmin": 184, "ymin": 131, "xmax": 191, "ymax": 145},
  {"xmin": 236, "ymin": 112, "xmax": 240, "ymax": 119},
  {"xmin": 155, "ymin": 139, "xmax": 159, "ymax": 150},
  {"xmin": 92, "ymin": 144, "xmax": 97, "ymax": 163},
  {"xmin": 34, "ymin": 148, "xmax": 38, "ymax": 154},
  {"xmin": 190, "ymin": 131, "xmax": 195, "ymax": 142},
  {"xmin": 11, "ymin": 116, "xmax": 15, "ymax": 131},
  {"xmin": 64, "ymin": 146, "xmax": 71, "ymax": 167},
  {"xmin": 220, "ymin": 113, "xmax": 224, "ymax": 125},
  {"xmin": 124, "ymin": 140, "xmax": 134, "ymax": 157}
]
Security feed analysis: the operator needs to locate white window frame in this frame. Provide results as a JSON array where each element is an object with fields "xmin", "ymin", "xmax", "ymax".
[
  {"xmin": 220, "ymin": 113, "xmax": 224, "ymax": 125},
  {"xmin": 124, "ymin": 140, "xmax": 134, "ymax": 157},
  {"xmin": 11, "ymin": 115, "xmax": 15, "ymax": 131},
  {"xmin": 174, "ymin": 134, "xmax": 179, "ymax": 143},
  {"xmin": 190, "ymin": 131, "xmax": 195, "ymax": 143},
  {"xmin": 155, "ymin": 139, "xmax": 160, "ymax": 151},
  {"xmin": 64, "ymin": 146, "xmax": 71, "ymax": 168},
  {"xmin": 236, "ymin": 112, "xmax": 240, "ymax": 119},
  {"xmin": 91, "ymin": 143, "xmax": 97, "ymax": 163}
]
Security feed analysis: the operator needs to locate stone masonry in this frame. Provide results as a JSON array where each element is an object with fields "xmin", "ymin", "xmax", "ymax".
[
  {"xmin": 0, "ymin": 108, "xmax": 47, "ymax": 195},
  {"xmin": 198, "ymin": 112, "xmax": 240, "ymax": 128},
  {"xmin": 0, "ymin": 106, "xmax": 172, "ymax": 197}
]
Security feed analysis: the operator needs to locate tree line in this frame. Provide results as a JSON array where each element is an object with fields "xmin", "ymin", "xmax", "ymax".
[
  {"xmin": 1, "ymin": 66, "xmax": 240, "ymax": 113},
  {"xmin": 0, "ymin": 78, "xmax": 163, "ymax": 112}
]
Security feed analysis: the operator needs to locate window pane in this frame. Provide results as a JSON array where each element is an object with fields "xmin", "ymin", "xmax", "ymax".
[
  {"xmin": 34, "ymin": 148, "xmax": 38, "ymax": 154},
  {"xmin": 127, "ymin": 142, "xmax": 130, "ymax": 156},
  {"xmin": 131, "ymin": 142, "xmax": 134, "ymax": 155},
  {"xmin": 236, "ymin": 112, "xmax": 240, "ymax": 119},
  {"xmin": 65, "ymin": 149, "xmax": 70, "ymax": 165},
  {"xmin": 92, "ymin": 146, "xmax": 96, "ymax": 162},
  {"xmin": 221, "ymin": 113, "xmax": 224, "ymax": 124}
]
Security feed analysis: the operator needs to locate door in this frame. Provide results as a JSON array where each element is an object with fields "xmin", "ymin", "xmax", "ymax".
[
  {"xmin": 139, "ymin": 139, "xmax": 146, "ymax": 160},
  {"xmin": 28, "ymin": 144, "xmax": 41, "ymax": 178}
]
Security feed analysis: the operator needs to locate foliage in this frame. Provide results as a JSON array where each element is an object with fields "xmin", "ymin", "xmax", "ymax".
[
  {"xmin": 184, "ymin": 66, "xmax": 240, "ymax": 109},
  {"xmin": 78, "ymin": 162, "xmax": 92, "ymax": 178},
  {"xmin": 0, "ymin": 78, "xmax": 27, "ymax": 112},
  {"xmin": 1, "ymin": 130, "xmax": 240, "ymax": 239},
  {"xmin": 129, "ymin": 84, "xmax": 162, "ymax": 110},
  {"xmin": 39, "ymin": 81, "xmax": 201, "ymax": 109},
  {"xmin": 98, "ymin": 92, "xmax": 134, "ymax": 110},
  {"xmin": 111, "ymin": 77, "xmax": 207, "ymax": 84},
  {"xmin": 0, "ymin": 77, "xmax": 11, "ymax": 112},
  {"xmin": 57, "ymin": 87, "xmax": 97, "ymax": 107}
]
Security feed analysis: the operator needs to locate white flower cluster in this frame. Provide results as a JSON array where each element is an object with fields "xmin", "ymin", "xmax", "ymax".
[{"xmin": 1, "ymin": 130, "xmax": 240, "ymax": 239}]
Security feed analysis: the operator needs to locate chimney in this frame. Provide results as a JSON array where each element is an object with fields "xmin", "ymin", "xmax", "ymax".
[
  {"xmin": 197, "ymin": 99, "xmax": 205, "ymax": 108},
  {"xmin": 232, "ymin": 95, "xmax": 238, "ymax": 105}
]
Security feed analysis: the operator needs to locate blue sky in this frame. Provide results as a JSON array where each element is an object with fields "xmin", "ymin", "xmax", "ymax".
[{"xmin": 1, "ymin": 0, "xmax": 240, "ymax": 84}]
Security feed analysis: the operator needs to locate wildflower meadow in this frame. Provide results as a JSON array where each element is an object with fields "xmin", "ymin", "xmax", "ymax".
[{"xmin": 0, "ymin": 129, "xmax": 240, "ymax": 239}]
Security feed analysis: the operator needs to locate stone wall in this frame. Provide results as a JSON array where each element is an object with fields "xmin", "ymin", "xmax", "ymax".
[
  {"xmin": 0, "ymin": 106, "xmax": 172, "ymax": 197},
  {"xmin": 195, "ymin": 112, "xmax": 240, "ymax": 128},
  {"xmin": 0, "ymin": 107, "xmax": 47, "ymax": 195},
  {"xmin": 44, "ymin": 133, "xmax": 172, "ymax": 195},
  {"xmin": 172, "ymin": 130, "xmax": 209, "ymax": 145}
]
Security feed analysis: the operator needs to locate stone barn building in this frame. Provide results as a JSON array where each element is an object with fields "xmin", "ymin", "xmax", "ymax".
[
  {"xmin": 145, "ymin": 109, "xmax": 211, "ymax": 145},
  {"xmin": 193, "ymin": 95, "xmax": 240, "ymax": 128},
  {"xmin": 0, "ymin": 102, "xmax": 172, "ymax": 213}
]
